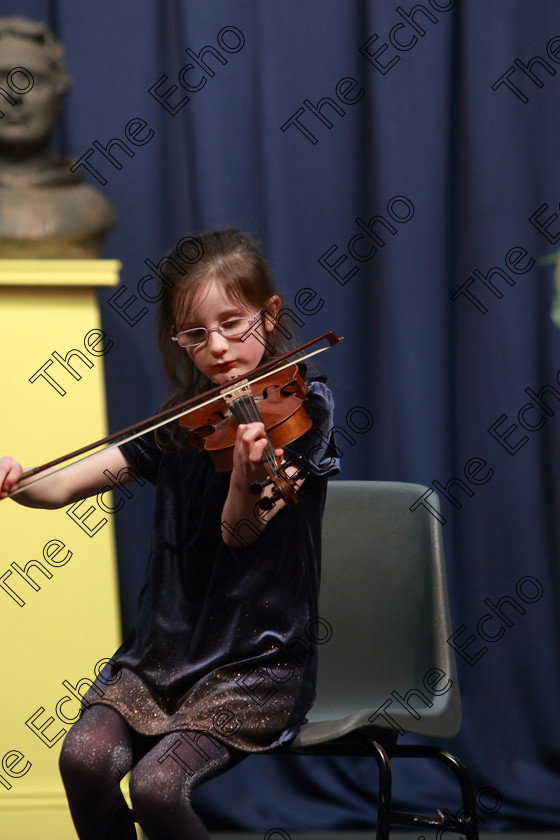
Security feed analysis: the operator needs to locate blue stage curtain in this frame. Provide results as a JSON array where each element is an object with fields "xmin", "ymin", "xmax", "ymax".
[{"xmin": 6, "ymin": 0, "xmax": 560, "ymax": 828}]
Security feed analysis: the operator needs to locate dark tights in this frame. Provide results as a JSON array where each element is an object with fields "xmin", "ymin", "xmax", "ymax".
[{"xmin": 59, "ymin": 705, "xmax": 247, "ymax": 840}]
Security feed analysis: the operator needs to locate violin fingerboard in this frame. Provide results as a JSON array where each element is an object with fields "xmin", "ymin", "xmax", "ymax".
[{"xmin": 228, "ymin": 395, "xmax": 262, "ymax": 425}]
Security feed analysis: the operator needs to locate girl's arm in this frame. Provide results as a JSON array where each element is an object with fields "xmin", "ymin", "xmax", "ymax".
[
  {"xmin": 221, "ymin": 422, "xmax": 304, "ymax": 547},
  {"xmin": 0, "ymin": 447, "xmax": 134, "ymax": 509}
]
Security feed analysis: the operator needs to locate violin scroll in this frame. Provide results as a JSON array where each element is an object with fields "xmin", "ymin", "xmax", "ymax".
[{"xmin": 249, "ymin": 455, "xmax": 310, "ymax": 512}]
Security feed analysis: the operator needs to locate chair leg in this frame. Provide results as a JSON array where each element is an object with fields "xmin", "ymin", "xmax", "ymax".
[
  {"xmin": 431, "ymin": 748, "xmax": 479, "ymax": 840},
  {"xmin": 391, "ymin": 745, "xmax": 479, "ymax": 840},
  {"xmin": 367, "ymin": 737, "xmax": 393, "ymax": 840}
]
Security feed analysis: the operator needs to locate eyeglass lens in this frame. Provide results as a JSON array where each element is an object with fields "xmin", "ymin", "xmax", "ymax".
[{"xmin": 178, "ymin": 315, "xmax": 257, "ymax": 347}]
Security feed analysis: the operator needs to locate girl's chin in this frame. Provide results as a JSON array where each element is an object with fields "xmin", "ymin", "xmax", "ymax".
[
  {"xmin": 211, "ymin": 370, "xmax": 238, "ymax": 385},
  {"xmin": 209, "ymin": 363, "xmax": 255, "ymax": 385}
]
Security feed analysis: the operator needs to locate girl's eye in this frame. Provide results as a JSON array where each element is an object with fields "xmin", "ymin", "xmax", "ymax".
[{"xmin": 188, "ymin": 328, "xmax": 207, "ymax": 340}]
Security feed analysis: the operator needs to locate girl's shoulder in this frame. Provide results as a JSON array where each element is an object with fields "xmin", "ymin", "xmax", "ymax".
[
  {"xmin": 284, "ymin": 372, "xmax": 340, "ymax": 478},
  {"xmin": 305, "ymin": 373, "xmax": 335, "ymax": 408}
]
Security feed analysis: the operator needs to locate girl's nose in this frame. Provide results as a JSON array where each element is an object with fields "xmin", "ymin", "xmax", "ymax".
[{"xmin": 206, "ymin": 328, "xmax": 230, "ymax": 352}]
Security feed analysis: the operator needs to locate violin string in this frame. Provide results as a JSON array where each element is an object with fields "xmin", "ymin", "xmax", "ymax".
[
  {"xmin": 8, "ymin": 335, "xmax": 341, "ymax": 498},
  {"xmin": 234, "ymin": 395, "xmax": 278, "ymax": 473}
]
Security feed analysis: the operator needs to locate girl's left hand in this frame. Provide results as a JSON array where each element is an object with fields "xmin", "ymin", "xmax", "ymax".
[{"xmin": 230, "ymin": 422, "xmax": 283, "ymax": 490}]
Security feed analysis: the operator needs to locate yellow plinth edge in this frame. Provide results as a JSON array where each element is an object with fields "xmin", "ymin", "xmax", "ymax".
[{"xmin": 0, "ymin": 259, "xmax": 121, "ymax": 286}]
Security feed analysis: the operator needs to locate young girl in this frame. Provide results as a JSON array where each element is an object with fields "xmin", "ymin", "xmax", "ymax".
[{"xmin": 0, "ymin": 229, "xmax": 340, "ymax": 840}]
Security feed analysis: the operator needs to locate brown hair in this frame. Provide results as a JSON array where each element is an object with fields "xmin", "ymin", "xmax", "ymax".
[{"xmin": 156, "ymin": 229, "xmax": 299, "ymax": 445}]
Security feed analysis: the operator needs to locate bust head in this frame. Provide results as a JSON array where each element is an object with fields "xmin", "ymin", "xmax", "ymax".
[
  {"xmin": 0, "ymin": 18, "xmax": 71, "ymax": 158},
  {"xmin": 0, "ymin": 18, "xmax": 115, "ymax": 257}
]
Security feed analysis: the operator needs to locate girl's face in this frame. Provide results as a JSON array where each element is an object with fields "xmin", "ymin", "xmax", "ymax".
[{"xmin": 175, "ymin": 278, "xmax": 280, "ymax": 385}]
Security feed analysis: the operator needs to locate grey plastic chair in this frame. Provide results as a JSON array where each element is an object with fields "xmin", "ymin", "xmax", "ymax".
[{"xmin": 284, "ymin": 481, "xmax": 479, "ymax": 840}]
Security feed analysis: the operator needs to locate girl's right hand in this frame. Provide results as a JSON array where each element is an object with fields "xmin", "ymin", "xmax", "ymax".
[
  {"xmin": 1, "ymin": 447, "xmax": 134, "ymax": 509},
  {"xmin": 0, "ymin": 456, "xmax": 23, "ymax": 500}
]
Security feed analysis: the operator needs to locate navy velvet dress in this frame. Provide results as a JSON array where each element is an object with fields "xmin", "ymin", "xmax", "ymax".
[{"xmin": 82, "ymin": 377, "xmax": 340, "ymax": 753}]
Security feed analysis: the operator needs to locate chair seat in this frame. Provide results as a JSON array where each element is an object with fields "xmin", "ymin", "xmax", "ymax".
[
  {"xmin": 287, "ymin": 718, "xmax": 397, "ymax": 751},
  {"xmin": 290, "ymin": 715, "xmax": 379, "ymax": 749}
]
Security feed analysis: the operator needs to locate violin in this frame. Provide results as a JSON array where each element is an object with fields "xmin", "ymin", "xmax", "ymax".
[
  {"xmin": 9, "ymin": 331, "xmax": 342, "ymax": 509},
  {"xmin": 180, "ymin": 363, "xmax": 312, "ymax": 508}
]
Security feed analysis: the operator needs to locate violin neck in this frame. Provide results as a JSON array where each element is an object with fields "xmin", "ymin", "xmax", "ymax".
[{"xmin": 227, "ymin": 393, "xmax": 278, "ymax": 471}]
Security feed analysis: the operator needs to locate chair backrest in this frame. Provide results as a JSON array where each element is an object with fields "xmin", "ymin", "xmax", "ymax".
[{"xmin": 310, "ymin": 481, "xmax": 461, "ymax": 738}]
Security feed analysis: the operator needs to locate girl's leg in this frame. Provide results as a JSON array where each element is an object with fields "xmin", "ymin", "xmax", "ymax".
[
  {"xmin": 58, "ymin": 704, "xmax": 137, "ymax": 840},
  {"xmin": 129, "ymin": 730, "xmax": 247, "ymax": 840}
]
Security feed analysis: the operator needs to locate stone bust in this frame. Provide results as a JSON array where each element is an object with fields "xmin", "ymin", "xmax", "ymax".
[{"xmin": 0, "ymin": 18, "xmax": 115, "ymax": 258}]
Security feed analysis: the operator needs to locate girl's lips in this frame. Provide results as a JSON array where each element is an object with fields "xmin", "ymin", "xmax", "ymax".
[{"xmin": 215, "ymin": 361, "xmax": 235, "ymax": 372}]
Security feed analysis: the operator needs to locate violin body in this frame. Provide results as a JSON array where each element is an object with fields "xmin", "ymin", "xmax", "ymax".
[{"xmin": 179, "ymin": 364, "xmax": 312, "ymax": 473}]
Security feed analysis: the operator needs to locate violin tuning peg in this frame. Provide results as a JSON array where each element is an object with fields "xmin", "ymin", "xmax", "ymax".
[
  {"xmin": 280, "ymin": 456, "xmax": 310, "ymax": 484},
  {"xmin": 256, "ymin": 496, "xmax": 276, "ymax": 512},
  {"xmin": 249, "ymin": 478, "xmax": 273, "ymax": 496},
  {"xmin": 282, "ymin": 454, "xmax": 309, "ymax": 474},
  {"xmin": 281, "ymin": 455, "xmax": 300, "ymax": 469}
]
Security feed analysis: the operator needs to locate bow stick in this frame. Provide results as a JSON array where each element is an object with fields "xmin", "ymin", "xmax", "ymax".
[{"xmin": 7, "ymin": 331, "xmax": 342, "ymax": 498}]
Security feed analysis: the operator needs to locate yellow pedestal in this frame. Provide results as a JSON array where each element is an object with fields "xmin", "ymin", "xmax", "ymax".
[{"xmin": 0, "ymin": 261, "xmax": 124, "ymax": 839}]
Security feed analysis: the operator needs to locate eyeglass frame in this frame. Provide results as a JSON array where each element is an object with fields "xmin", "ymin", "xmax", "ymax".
[{"xmin": 171, "ymin": 309, "xmax": 263, "ymax": 349}]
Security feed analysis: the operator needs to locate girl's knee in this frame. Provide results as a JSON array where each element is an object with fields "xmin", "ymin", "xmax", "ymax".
[
  {"xmin": 129, "ymin": 742, "xmax": 184, "ymax": 814},
  {"xmin": 58, "ymin": 707, "xmax": 133, "ymax": 785},
  {"xmin": 58, "ymin": 731, "xmax": 74, "ymax": 780},
  {"xmin": 129, "ymin": 768, "xmax": 167, "ymax": 823},
  {"xmin": 129, "ymin": 731, "xmax": 233, "ymax": 818},
  {"xmin": 129, "ymin": 732, "xmax": 212, "ymax": 820}
]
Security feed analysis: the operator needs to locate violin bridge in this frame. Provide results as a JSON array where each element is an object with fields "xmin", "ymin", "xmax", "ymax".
[{"xmin": 220, "ymin": 380, "xmax": 251, "ymax": 403}]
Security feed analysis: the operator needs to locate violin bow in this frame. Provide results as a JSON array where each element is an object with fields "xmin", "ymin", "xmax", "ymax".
[{"xmin": 8, "ymin": 331, "xmax": 342, "ymax": 497}]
